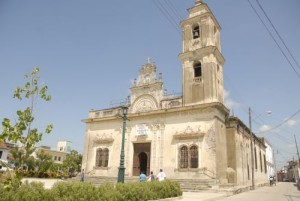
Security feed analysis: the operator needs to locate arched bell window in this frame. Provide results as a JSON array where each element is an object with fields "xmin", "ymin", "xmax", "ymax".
[
  {"xmin": 193, "ymin": 25, "xmax": 200, "ymax": 39},
  {"xmin": 194, "ymin": 62, "xmax": 202, "ymax": 77}
]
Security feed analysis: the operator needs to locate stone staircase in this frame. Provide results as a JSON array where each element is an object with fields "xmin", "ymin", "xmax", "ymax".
[
  {"xmin": 172, "ymin": 179, "xmax": 218, "ymax": 192},
  {"xmin": 67, "ymin": 176, "xmax": 218, "ymax": 192}
]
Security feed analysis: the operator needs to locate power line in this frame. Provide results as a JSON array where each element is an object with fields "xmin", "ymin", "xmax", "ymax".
[
  {"xmin": 258, "ymin": 109, "xmax": 300, "ymax": 134},
  {"xmin": 247, "ymin": 0, "xmax": 300, "ymax": 80},
  {"xmin": 152, "ymin": 0, "xmax": 181, "ymax": 33},
  {"xmin": 256, "ymin": 0, "xmax": 300, "ymax": 71},
  {"xmin": 164, "ymin": 0, "xmax": 184, "ymax": 22}
]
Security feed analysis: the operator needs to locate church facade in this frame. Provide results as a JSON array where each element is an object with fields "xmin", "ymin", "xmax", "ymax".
[{"xmin": 82, "ymin": 0, "xmax": 268, "ymax": 186}]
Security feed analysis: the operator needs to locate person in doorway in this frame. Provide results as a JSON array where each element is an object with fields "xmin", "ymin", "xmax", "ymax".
[
  {"xmin": 80, "ymin": 169, "xmax": 85, "ymax": 182},
  {"xmin": 269, "ymin": 175, "xmax": 274, "ymax": 186},
  {"xmin": 139, "ymin": 171, "xmax": 147, "ymax": 182},
  {"xmin": 148, "ymin": 171, "xmax": 155, "ymax": 182},
  {"xmin": 156, "ymin": 169, "xmax": 166, "ymax": 181}
]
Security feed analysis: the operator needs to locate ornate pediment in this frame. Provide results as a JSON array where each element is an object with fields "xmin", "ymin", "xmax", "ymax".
[
  {"xmin": 93, "ymin": 133, "xmax": 114, "ymax": 144},
  {"xmin": 173, "ymin": 126, "xmax": 204, "ymax": 139}
]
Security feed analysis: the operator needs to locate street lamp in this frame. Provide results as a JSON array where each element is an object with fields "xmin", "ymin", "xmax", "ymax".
[{"xmin": 117, "ymin": 106, "xmax": 128, "ymax": 183}]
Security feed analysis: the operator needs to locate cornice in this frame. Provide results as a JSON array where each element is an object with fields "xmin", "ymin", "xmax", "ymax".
[{"xmin": 179, "ymin": 46, "xmax": 225, "ymax": 65}]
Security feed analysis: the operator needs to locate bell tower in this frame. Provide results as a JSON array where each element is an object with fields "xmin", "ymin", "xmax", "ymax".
[{"xmin": 179, "ymin": 0, "xmax": 225, "ymax": 106}]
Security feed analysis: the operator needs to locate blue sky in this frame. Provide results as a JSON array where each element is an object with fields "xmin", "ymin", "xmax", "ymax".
[{"xmin": 0, "ymin": 0, "xmax": 299, "ymax": 169}]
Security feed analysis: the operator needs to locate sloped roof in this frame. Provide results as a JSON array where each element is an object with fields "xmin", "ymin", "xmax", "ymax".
[{"xmin": 0, "ymin": 142, "xmax": 9, "ymax": 150}]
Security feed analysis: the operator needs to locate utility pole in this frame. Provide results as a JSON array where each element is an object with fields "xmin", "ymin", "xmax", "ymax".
[
  {"xmin": 294, "ymin": 135, "xmax": 300, "ymax": 182},
  {"xmin": 249, "ymin": 107, "xmax": 255, "ymax": 190},
  {"xmin": 294, "ymin": 135, "xmax": 300, "ymax": 164},
  {"xmin": 273, "ymin": 149, "xmax": 277, "ymax": 182}
]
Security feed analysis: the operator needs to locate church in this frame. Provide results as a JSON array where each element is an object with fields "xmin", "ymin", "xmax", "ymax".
[{"xmin": 82, "ymin": 0, "xmax": 268, "ymax": 186}]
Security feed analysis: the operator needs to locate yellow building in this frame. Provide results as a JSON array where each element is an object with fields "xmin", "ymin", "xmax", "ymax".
[{"xmin": 82, "ymin": 0, "xmax": 268, "ymax": 187}]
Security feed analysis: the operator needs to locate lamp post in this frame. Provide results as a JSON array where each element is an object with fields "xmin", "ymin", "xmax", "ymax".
[{"xmin": 117, "ymin": 106, "xmax": 128, "ymax": 183}]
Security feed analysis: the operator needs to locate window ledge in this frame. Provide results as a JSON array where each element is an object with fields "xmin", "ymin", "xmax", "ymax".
[
  {"xmin": 94, "ymin": 167, "xmax": 110, "ymax": 170},
  {"xmin": 175, "ymin": 167, "xmax": 206, "ymax": 172},
  {"xmin": 193, "ymin": 77, "xmax": 202, "ymax": 83}
]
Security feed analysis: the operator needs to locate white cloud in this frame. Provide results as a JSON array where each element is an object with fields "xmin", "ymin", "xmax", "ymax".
[
  {"xmin": 224, "ymin": 89, "xmax": 240, "ymax": 111},
  {"xmin": 287, "ymin": 144, "xmax": 295, "ymax": 148},
  {"xmin": 287, "ymin": 119, "xmax": 300, "ymax": 127},
  {"xmin": 259, "ymin": 124, "xmax": 271, "ymax": 132}
]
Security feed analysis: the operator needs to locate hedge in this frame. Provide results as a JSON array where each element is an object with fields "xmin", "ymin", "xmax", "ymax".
[{"xmin": 0, "ymin": 180, "xmax": 182, "ymax": 201}]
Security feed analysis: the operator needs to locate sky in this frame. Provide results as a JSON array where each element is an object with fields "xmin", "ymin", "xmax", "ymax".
[{"xmin": 0, "ymin": 0, "xmax": 299, "ymax": 169}]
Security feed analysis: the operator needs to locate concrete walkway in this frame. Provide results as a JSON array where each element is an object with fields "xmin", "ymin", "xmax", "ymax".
[
  {"xmin": 181, "ymin": 191, "xmax": 228, "ymax": 201},
  {"xmin": 22, "ymin": 178, "xmax": 65, "ymax": 189}
]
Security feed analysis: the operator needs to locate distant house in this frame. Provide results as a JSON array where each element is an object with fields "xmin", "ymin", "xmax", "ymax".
[
  {"xmin": 33, "ymin": 146, "xmax": 67, "ymax": 164},
  {"xmin": 0, "ymin": 142, "xmax": 9, "ymax": 162},
  {"xmin": 263, "ymin": 139, "xmax": 275, "ymax": 178},
  {"xmin": 32, "ymin": 141, "xmax": 73, "ymax": 164},
  {"xmin": 57, "ymin": 141, "xmax": 72, "ymax": 153}
]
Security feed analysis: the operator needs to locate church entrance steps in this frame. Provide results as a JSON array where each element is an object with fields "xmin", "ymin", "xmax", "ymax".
[
  {"xmin": 172, "ymin": 179, "xmax": 219, "ymax": 192},
  {"xmin": 67, "ymin": 176, "xmax": 219, "ymax": 192}
]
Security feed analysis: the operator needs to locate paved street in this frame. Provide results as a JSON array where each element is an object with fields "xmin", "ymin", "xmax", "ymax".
[
  {"xmin": 218, "ymin": 182, "xmax": 300, "ymax": 201},
  {"xmin": 181, "ymin": 182, "xmax": 300, "ymax": 201}
]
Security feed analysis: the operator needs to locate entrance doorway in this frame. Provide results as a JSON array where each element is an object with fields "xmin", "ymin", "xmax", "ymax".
[{"xmin": 132, "ymin": 143, "xmax": 151, "ymax": 176}]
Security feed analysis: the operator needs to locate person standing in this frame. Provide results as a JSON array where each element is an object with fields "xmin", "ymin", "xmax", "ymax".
[
  {"xmin": 80, "ymin": 169, "xmax": 85, "ymax": 182},
  {"xmin": 148, "ymin": 171, "xmax": 155, "ymax": 182},
  {"xmin": 156, "ymin": 169, "xmax": 166, "ymax": 181},
  {"xmin": 139, "ymin": 171, "xmax": 147, "ymax": 182},
  {"xmin": 269, "ymin": 175, "xmax": 273, "ymax": 186}
]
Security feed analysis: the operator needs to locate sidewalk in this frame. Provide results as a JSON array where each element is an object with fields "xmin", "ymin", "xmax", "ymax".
[
  {"xmin": 22, "ymin": 178, "xmax": 65, "ymax": 189},
  {"xmin": 181, "ymin": 191, "xmax": 228, "ymax": 201}
]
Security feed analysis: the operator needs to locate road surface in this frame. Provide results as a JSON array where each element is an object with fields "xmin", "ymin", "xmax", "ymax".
[{"xmin": 218, "ymin": 182, "xmax": 300, "ymax": 201}]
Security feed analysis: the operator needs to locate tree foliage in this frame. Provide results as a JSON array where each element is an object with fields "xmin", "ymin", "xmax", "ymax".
[
  {"xmin": 34, "ymin": 150, "xmax": 54, "ymax": 172},
  {"xmin": 62, "ymin": 150, "xmax": 82, "ymax": 173},
  {"xmin": 0, "ymin": 67, "xmax": 53, "ymax": 170}
]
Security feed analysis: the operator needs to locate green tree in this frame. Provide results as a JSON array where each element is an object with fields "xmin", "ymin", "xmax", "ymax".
[
  {"xmin": 62, "ymin": 150, "xmax": 82, "ymax": 174},
  {"xmin": 34, "ymin": 150, "xmax": 53, "ymax": 172},
  {"xmin": 1, "ymin": 68, "xmax": 53, "ymax": 170}
]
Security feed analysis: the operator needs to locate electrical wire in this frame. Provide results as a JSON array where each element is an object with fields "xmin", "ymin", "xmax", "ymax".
[
  {"xmin": 257, "ymin": 109, "xmax": 300, "ymax": 134},
  {"xmin": 247, "ymin": 0, "xmax": 300, "ymax": 80},
  {"xmin": 152, "ymin": 0, "xmax": 181, "ymax": 33},
  {"xmin": 164, "ymin": 0, "xmax": 184, "ymax": 22},
  {"xmin": 256, "ymin": 0, "xmax": 300, "ymax": 71}
]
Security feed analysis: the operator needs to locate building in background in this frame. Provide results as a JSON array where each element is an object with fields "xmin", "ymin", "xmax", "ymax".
[
  {"xmin": 57, "ymin": 141, "xmax": 72, "ymax": 153},
  {"xmin": 33, "ymin": 141, "xmax": 72, "ymax": 164},
  {"xmin": 0, "ymin": 142, "xmax": 9, "ymax": 162},
  {"xmin": 263, "ymin": 139, "xmax": 275, "ymax": 178}
]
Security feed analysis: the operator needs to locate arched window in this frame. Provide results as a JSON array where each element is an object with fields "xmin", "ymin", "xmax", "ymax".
[
  {"xmin": 190, "ymin": 146, "xmax": 198, "ymax": 168},
  {"xmin": 193, "ymin": 25, "xmax": 200, "ymax": 39},
  {"xmin": 96, "ymin": 148, "xmax": 102, "ymax": 167},
  {"xmin": 179, "ymin": 145, "xmax": 199, "ymax": 169},
  {"xmin": 96, "ymin": 148, "xmax": 109, "ymax": 167},
  {"xmin": 194, "ymin": 62, "xmax": 202, "ymax": 77},
  {"xmin": 179, "ymin": 146, "xmax": 188, "ymax": 168},
  {"xmin": 103, "ymin": 148, "xmax": 109, "ymax": 167}
]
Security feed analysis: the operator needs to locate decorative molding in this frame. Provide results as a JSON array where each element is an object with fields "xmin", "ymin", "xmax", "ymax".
[
  {"xmin": 173, "ymin": 125, "xmax": 204, "ymax": 140},
  {"xmin": 93, "ymin": 133, "xmax": 114, "ymax": 144}
]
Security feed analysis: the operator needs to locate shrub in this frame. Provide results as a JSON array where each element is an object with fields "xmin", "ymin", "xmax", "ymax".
[{"xmin": 0, "ymin": 179, "xmax": 182, "ymax": 201}]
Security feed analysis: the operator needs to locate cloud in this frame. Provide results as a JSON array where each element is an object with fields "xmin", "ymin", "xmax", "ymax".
[
  {"xmin": 287, "ymin": 144, "xmax": 295, "ymax": 148},
  {"xmin": 286, "ymin": 119, "xmax": 300, "ymax": 127},
  {"xmin": 259, "ymin": 124, "xmax": 271, "ymax": 132},
  {"xmin": 224, "ymin": 89, "xmax": 240, "ymax": 111}
]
